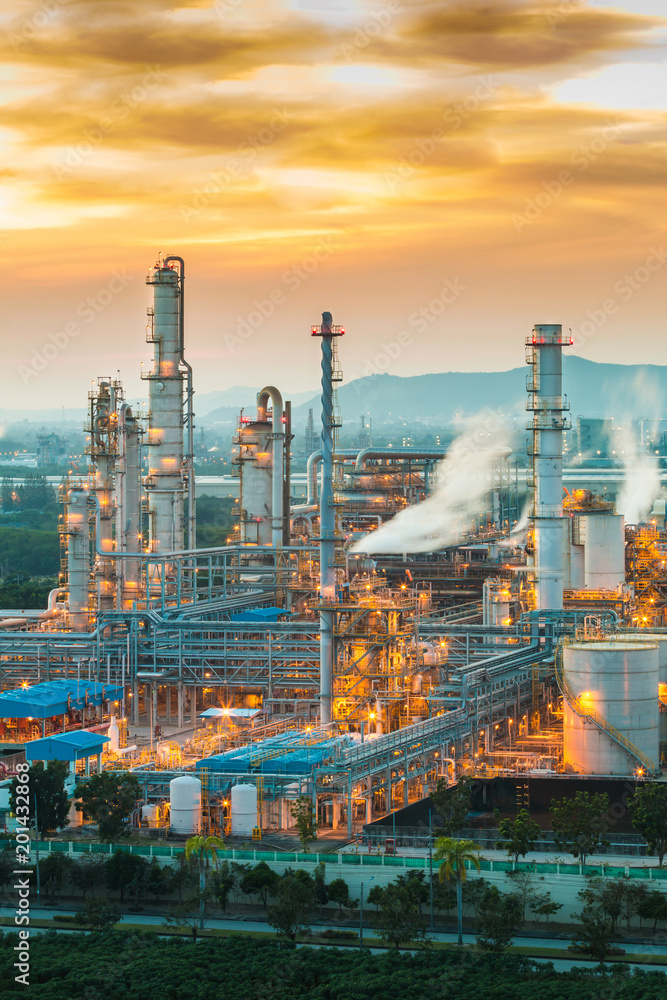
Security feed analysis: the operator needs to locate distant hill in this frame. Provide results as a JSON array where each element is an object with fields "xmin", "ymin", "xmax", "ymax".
[
  {"xmin": 197, "ymin": 385, "xmax": 315, "ymax": 421},
  {"xmin": 291, "ymin": 357, "xmax": 667, "ymax": 425}
]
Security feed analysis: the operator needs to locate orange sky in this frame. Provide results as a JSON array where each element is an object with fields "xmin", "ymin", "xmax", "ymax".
[{"xmin": 1, "ymin": 0, "xmax": 666, "ymax": 408}]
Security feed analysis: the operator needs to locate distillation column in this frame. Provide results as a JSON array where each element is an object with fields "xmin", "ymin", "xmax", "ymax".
[
  {"xmin": 64, "ymin": 488, "xmax": 91, "ymax": 631},
  {"xmin": 312, "ymin": 312, "xmax": 344, "ymax": 724},
  {"xmin": 116, "ymin": 404, "xmax": 143, "ymax": 608},
  {"xmin": 144, "ymin": 262, "xmax": 186, "ymax": 554},
  {"xmin": 526, "ymin": 324, "xmax": 571, "ymax": 611},
  {"xmin": 87, "ymin": 379, "xmax": 119, "ymax": 612},
  {"xmin": 257, "ymin": 386, "xmax": 285, "ymax": 546}
]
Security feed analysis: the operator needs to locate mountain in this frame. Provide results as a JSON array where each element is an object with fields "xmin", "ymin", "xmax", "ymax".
[
  {"xmin": 197, "ymin": 386, "xmax": 316, "ymax": 420},
  {"xmin": 290, "ymin": 357, "xmax": 667, "ymax": 426}
]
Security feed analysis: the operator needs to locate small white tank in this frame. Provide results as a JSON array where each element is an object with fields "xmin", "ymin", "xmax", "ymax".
[
  {"xmin": 563, "ymin": 641, "xmax": 659, "ymax": 775},
  {"xmin": 142, "ymin": 803, "xmax": 159, "ymax": 826},
  {"xmin": 107, "ymin": 716, "xmax": 120, "ymax": 752},
  {"xmin": 231, "ymin": 782, "xmax": 258, "ymax": 837},
  {"xmin": 169, "ymin": 775, "xmax": 201, "ymax": 835}
]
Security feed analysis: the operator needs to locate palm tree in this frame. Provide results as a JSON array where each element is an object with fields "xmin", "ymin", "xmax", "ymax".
[
  {"xmin": 434, "ymin": 837, "xmax": 481, "ymax": 945},
  {"xmin": 184, "ymin": 834, "xmax": 225, "ymax": 929}
]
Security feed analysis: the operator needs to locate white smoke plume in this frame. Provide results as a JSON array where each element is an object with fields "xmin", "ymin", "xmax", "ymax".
[
  {"xmin": 614, "ymin": 372, "xmax": 662, "ymax": 525},
  {"xmin": 350, "ymin": 415, "xmax": 512, "ymax": 555}
]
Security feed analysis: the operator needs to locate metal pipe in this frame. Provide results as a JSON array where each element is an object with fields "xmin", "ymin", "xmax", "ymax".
[
  {"xmin": 353, "ymin": 448, "xmax": 447, "ymax": 471},
  {"xmin": 257, "ymin": 385, "xmax": 284, "ymax": 546}
]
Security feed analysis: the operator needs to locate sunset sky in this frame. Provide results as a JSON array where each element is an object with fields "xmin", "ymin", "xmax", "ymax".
[{"xmin": 1, "ymin": 0, "xmax": 666, "ymax": 409}]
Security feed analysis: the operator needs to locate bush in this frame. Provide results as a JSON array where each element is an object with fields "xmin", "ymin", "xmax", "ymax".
[{"xmin": 320, "ymin": 929, "xmax": 358, "ymax": 940}]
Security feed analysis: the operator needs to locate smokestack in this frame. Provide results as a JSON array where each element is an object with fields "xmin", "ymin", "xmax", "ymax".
[
  {"xmin": 526, "ymin": 324, "xmax": 572, "ymax": 611},
  {"xmin": 311, "ymin": 311, "xmax": 344, "ymax": 725}
]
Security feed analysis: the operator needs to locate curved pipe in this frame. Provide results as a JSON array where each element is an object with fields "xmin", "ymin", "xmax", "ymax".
[
  {"xmin": 257, "ymin": 386, "xmax": 284, "ymax": 546},
  {"xmin": 354, "ymin": 448, "xmax": 447, "ymax": 471}
]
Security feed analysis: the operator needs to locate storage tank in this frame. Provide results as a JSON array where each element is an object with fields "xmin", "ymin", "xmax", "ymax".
[
  {"xmin": 169, "ymin": 775, "xmax": 201, "ymax": 834},
  {"xmin": 580, "ymin": 514, "xmax": 625, "ymax": 590},
  {"xmin": 231, "ymin": 782, "xmax": 258, "ymax": 837},
  {"xmin": 563, "ymin": 641, "xmax": 659, "ymax": 775},
  {"xmin": 107, "ymin": 716, "xmax": 120, "ymax": 751},
  {"xmin": 618, "ymin": 633, "xmax": 667, "ymax": 750}
]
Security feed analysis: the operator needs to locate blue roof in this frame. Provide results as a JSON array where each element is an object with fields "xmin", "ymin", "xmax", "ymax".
[
  {"xmin": 25, "ymin": 730, "xmax": 110, "ymax": 762},
  {"xmin": 0, "ymin": 680, "xmax": 124, "ymax": 720},
  {"xmin": 229, "ymin": 607, "xmax": 292, "ymax": 623}
]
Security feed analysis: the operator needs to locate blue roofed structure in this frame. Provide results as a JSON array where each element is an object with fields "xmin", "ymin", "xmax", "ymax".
[
  {"xmin": 228, "ymin": 607, "xmax": 292, "ymax": 623},
  {"xmin": 0, "ymin": 680, "xmax": 124, "ymax": 720},
  {"xmin": 25, "ymin": 730, "xmax": 110, "ymax": 762}
]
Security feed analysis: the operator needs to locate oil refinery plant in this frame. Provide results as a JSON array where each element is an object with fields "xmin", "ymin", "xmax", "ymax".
[{"xmin": 1, "ymin": 256, "xmax": 667, "ymax": 842}]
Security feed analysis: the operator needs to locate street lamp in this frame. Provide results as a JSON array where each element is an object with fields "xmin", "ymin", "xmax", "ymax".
[{"xmin": 360, "ymin": 876, "xmax": 374, "ymax": 944}]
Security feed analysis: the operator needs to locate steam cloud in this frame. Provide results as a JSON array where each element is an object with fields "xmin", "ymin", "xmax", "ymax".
[
  {"xmin": 350, "ymin": 416, "xmax": 511, "ymax": 555},
  {"xmin": 615, "ymin": 373, "xmax": 661, "ymax": 525}
]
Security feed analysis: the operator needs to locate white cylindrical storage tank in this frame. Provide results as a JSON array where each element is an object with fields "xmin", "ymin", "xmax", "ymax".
[
  {"xmin": 231, "ymin": 782, "xmax": 258, "ymax": 837},
  {"xmin": 563, "ymin": 641, "xmax": 659, "ymax": 775},
  {"xmin": 619, "ymin": 633, "xmax": 667, "ymax": 750},
  {"xmin": 581, "ymin": 514, "xmax": 625, "ymax": 590},
  {"xmin": 142, "ymin": 803, "xmax": 159, "ymax": 826},
  {"xmin": 169, "ymin": 775, "xmax": 201, "ymax": 835},
  {"xmin": 236, "ymin": 420, "xmax": 274, "ymax": 545},
  {"xmin": 107, "ymin": 716, "xmax": 120, "ymax": 751}
]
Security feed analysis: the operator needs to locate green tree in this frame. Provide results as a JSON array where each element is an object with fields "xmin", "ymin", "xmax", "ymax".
[
  {"xmin": 267, "ymin": 873, "xmax": 315, "ymax": 942},
  {"xmin": 291, "ymin": 795, "xmax": 317, "ymax": 853},
  {"xmin": 432, "ymin": 874, "xmax": 457, "ymax": 916},
  {"xmin": 530, "ymin": 895, "xmax": 562, "ymax": 924},
  {"xmin": 241, "ymin": 861, "xmax": 281, "ymax": 908},
  {"xmin": 164, "ymin": 888, "xmax": 212, "ymax": 942},
  {"xmin": 72, "ymin": 854, "xmax": 108, "ymax": 901},
  {"xmin": 373, "ymin": 882, "xmax": 428, "ymax": 950},
  {"xmin": 430, "ymin": 777, "xmax": 474, "ymax": 836},
  {"xmin": 75, "ymin": 896, "xmax": 121, "ymax": 932},
  {"xmin": 74, "ymin": 772, "xmax": 142, "ymax": 841},
  {"xmin": 506, "ymin": 869, "xmax": 539, "ymax": 921},
  {"xmin": 212, "ymin": 860, "xmax": 236, "ymax": 913},
  {"xmin": 327, "ymin": 877, "xmax": 357, "ymax": 916},
  {"xmin": 628, "ymin": 783, "xmax": 667, "ymax": 866},
  {"xmin": 638, "ymin": 890, "xmax": 667, "ymax": 932},
  {"xmin": 495, "ymin": 808, "xmax": 541, "ymax": 862},
  {"xmin": 184, "ymin": 834, "xmax": 225, "ymax": 929},
  {"xmin": 105, "ymin": 851, "xmax": 147, "ymax": 902},
  {"xmin": 39, "ymin": 853, "xmax": 74, "ymax": 904},
  {"xmin": 579, "ymin": 875, "xmax": 631, "ymax": 936},
  {"xmin": 146, "ymin": 858, "xmax": 169, "ymax": 902},
  {"xmin": 550, "ymin": 791, "xmax": 610, "ymax": 866},
  {"xmin": 313, "ymin": 862, "xmax": 329, "ymax": 916},
  {"xmin": 572, "ymin": 904, "xmax": 616, "ymax": 963},
  {"xmin": 10, "ymin": 760, "xmax": 69, "ymax": 836},
  {"xmin": 435, "ymin": 837, "xmax": 481, "ymax": 946},
  {"xmin": 476, "ymin": 886, "xmax": 524, "ymax": 952},
  {"xmin": 396, "ymin": 870, "xmax": 429, "ymax": 915}
]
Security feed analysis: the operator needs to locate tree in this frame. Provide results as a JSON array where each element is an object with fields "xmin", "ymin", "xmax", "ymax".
[
  {"xmin": 572, "ymin": 904, "xmax": 616, "ymax": 963},
  {"xmin": 241, "ymin": 860, "xmax": 281, "ymax": 908},
  {"xmin": 74, "ymin": 772, "xmax": 141, "ymax": 841},
  {"xmin": 373, "ymin": 882, "xmax": 428, "ymax": 950},
  {"xmin": 327, "ymin": 877, "xmax": 357, "ymax": 917},
  {"xmin": 435, "ymin": 837, "xmax": 481, "ymax": 945},
  {"xmin": 164, "ymin": 889, "xmax": 212, "ymax": 943},
  {"xmin": 291, "ymin": 795, "xmax": 317, "ymax": 853},
  {"xmin": 146, "ymin": 858, "xmax": 169, "ymax": 902},
  {"xmin": 476, "ymin": 886, "xmax": 524, "ymax": 952},
  {"xmin": 105, "ymin": 850, "xmax": 147, "ymax": 903},
  {"xmin": 638, "ymin": 890, "xmax": 667, "ymax": 932},
  {"xmin": 578, "ymin": 876, "xmax": 629, "ymax": 936},
  {"xmin": 184, "ymin": 834, "xmax": 225, "ymax": 929},
  {"xmin": 432, "ymin": 874, "xmax": 457, "ymax": 916},
  {"xmin": 628, "ymin": 784, "xmax": 667, "ymax": 866},
  {"xmin": 495, "ymin": 808, "xmax": 541, "ymax": 862},
  {"xmin": 39, "ymin": 853, "xmax": 74, "ymax": 904},
  {"xmin": 396, "ymin": 871, "xmax": 429, "ymax": 914},
  {"xmin": 267, "ymin": 873, "xmax": 315, "ymax": 941},
  {"xmin": 212, "ymin": 860, "xmax": 236, "ymax": 913},
  {"xmin": 75, "ymin": 896, "xmax": 121, "ymax": 932},
  {"xmin": 550, "ymin": 791, "xmax": 610, "ymax": 866},
  {"xmin": 506, "ymin": 869, "xmax": 539, "ymax": 921},
  {"xmin": 10, "ymin": 760, "xmax": 69, "ymax": 836},
  {"xmin": 312, "ymin": 862, "xmax": 329, "ymax": 916},
  {"xmin": 430, "ymin": 777, "xmax": 474, "ymax": 836},
  {"xmin": 529, "ymin": 892, "xmax": 562, "ymax": 924},
  {"xmin": 72, "ymin": 854, "xmax": 108, "ymax": 901}
]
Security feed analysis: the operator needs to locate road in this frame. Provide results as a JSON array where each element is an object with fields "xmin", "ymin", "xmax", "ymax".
[{"xmin": 3, "ymin": 903, "xmax": 667, "ymax": 974}]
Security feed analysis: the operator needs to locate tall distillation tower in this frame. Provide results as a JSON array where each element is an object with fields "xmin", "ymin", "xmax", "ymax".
[
  {"xmin": 144, "ymin": 257, "xmax": 194, "ymax": 556},
  {"xmin": 526, "ymin": 324, "xmax": 572, "ymax": 610}
]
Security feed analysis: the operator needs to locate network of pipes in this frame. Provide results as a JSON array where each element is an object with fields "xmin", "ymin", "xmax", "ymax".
[{"xmin": 2, "ymin": 256, "xmax": 667, "ymax": 842}]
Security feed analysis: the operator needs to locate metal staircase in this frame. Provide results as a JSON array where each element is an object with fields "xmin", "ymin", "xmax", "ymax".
[{"xmin": 555, "ymin": 643, "xmax": 657, "ymax": 775}]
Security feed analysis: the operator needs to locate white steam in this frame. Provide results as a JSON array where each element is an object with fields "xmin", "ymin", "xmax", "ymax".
[
  {"xmin": 615, "ymin": 373, "xmax": 662, "ymax": 525},
  {"xmin": 350, "ymin": 416, "xmax": 512, "ymax": 555}
]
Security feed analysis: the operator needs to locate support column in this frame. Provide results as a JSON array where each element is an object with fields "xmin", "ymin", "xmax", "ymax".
[
  {"xmin": 177, "ymin": 683, "xmax": 184, "ymax": 729},
  {"xmin": 191, "ymin": 686, "xmax": 197, "ymax": 725},
  {"xmin": 152, "ymin": 684, "xmax": 158, "ymax": 730},
  {"xmin": 347, "ymin": 778, "xmax": 353, "ymax": 841},
  {"xmin": 132, "ymin": 681, "xmax": 139, "ymax": 726},
  {"xmin": 165, "ymin": 686, "xmax": 171, "ymax": 724}
]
